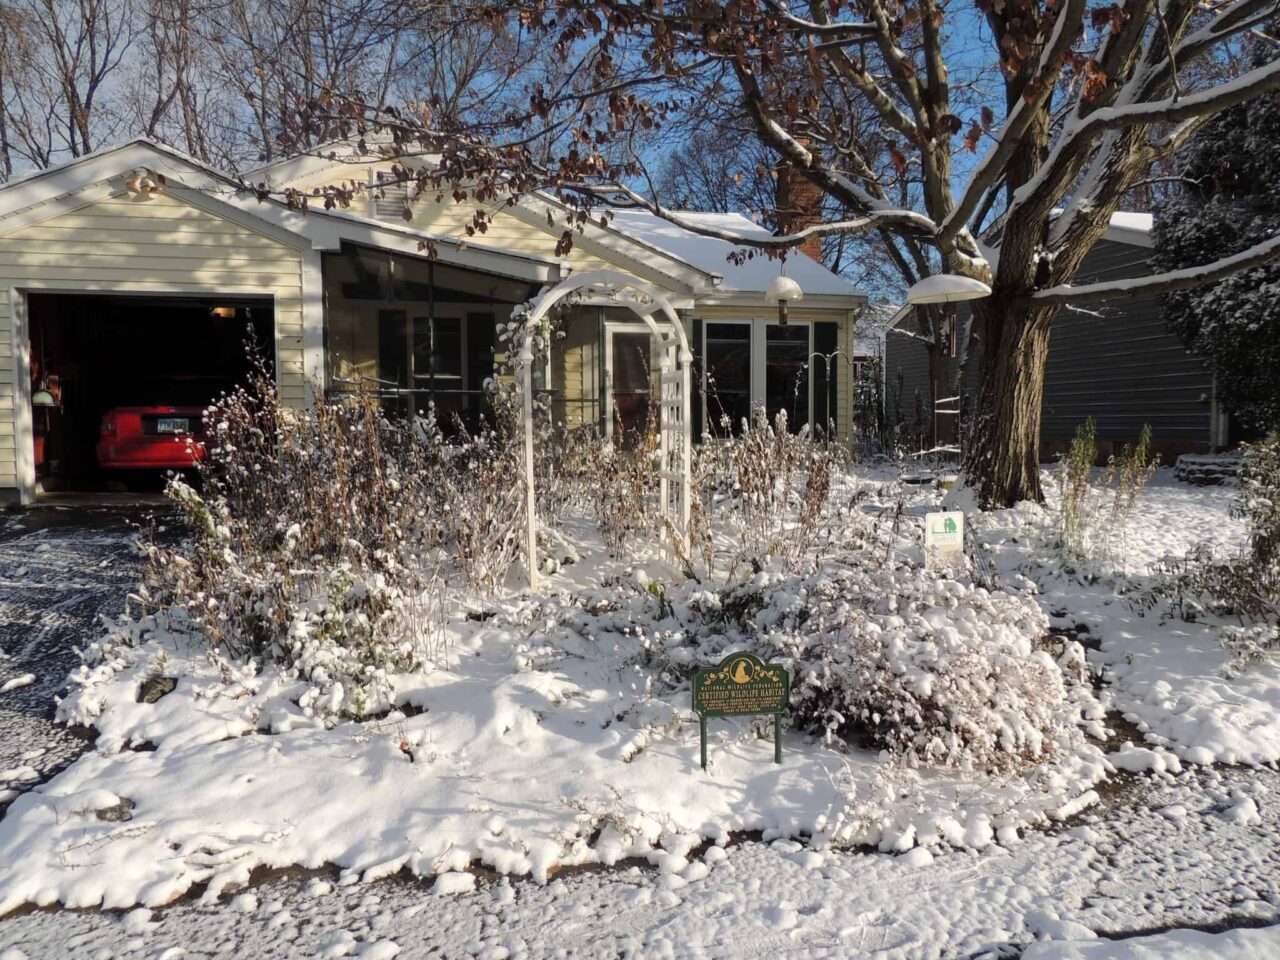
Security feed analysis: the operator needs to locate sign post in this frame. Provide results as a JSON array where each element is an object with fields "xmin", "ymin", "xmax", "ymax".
[
  {"xmin": 692, "ymin": 652, "xmax": 790, "ymax": 770},
  {"xmin": 924, "ymin": 510, "xmax": 965, "ymax": 568}
]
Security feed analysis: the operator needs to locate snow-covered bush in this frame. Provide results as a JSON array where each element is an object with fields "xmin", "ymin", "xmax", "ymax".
[
  {"xmin": 137, "ymin": 366, "xmax": 525, "ymax": 722},
  {"xmin": 552, "ymin": 503, "xmax": 1098, "ymax": 776},
  {"xmin": 1159, "ymin": 436, "xmax": 1280, "ymax": 667},
  {"xmin": 708, "ymin": 563, "xmax": 1095, "ymax": 773}
]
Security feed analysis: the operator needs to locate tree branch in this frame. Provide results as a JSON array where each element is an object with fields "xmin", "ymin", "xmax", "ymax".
[
  {"xmin": 939, "ymin": 0, "xmax": 1087, "ymax": 245},
  {"xmin": 569, "ymin": 179, "xmax": 938, "ymax": 249},
  {"xmin": 1030, "ymin": 232, "xmax": 1280, "ymax": 305}
]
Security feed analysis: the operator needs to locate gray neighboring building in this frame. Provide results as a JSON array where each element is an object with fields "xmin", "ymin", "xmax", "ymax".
[{"xmin": 884, "ymin": 213, "xmax": 1231, "ymax": 462}]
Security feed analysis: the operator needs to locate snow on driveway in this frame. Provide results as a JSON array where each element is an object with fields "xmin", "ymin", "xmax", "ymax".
[
  {"xmin": 0, "ymin": 508, "xmax": 146, "ymax": 811},
  {"xmin": 1, "ymin": 765, "xmax": 1278, "ymax": 957}
]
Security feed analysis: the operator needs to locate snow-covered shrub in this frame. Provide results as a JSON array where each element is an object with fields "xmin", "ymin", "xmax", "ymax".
[
  {"xmin": 1159, "ymin": 436, "xmax": 1280, "ymax": 664},
  {"xmin": 552, "ymin": 501, "xmax": 1098, "ymax": 776},
  {"xmin": 710, "ymin": 564, "xmax": 1094, "ymax": 773},
  {"xmin": 137, "ymin": 365, "xmax": 525, "ymax": 722},
  {"xmin": 1221, "ymin": 624, "xmax": 1280, "ymax": 676}
]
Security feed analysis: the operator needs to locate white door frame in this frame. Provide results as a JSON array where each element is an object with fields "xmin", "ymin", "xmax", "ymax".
[
  {"xmin": 754, "ymin": 319, "xmax": 814, "ymax": 430},
  {"xmin": 603, "ymin": 319, "xmax": 659, "ymax": 438}
]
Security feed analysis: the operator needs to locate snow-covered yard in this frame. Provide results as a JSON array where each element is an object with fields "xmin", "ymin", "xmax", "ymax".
[{"xmin": 2, "ymin": 463, "xmax": 1280, "ymax": 958}]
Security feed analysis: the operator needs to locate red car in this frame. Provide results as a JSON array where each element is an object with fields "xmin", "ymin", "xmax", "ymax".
[{"xmin": 97, "ymin": 406, "xmax": 207, "ymax": 471}]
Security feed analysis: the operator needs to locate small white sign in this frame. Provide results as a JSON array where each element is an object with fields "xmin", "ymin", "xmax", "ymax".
[{"xmin": 924, "ymin": 510, "xmax": 964, "ymax": 566}]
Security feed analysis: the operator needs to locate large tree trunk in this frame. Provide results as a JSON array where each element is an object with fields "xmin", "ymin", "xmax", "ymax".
[{"xmin": 963, "ymin": 296, "xmax": 1057, "ymax": 507}]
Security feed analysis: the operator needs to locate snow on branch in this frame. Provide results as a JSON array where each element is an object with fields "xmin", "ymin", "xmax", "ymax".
[
  {"xmin": 938, "ymin": 0, "xmax": 1088, "ymax": 244},
  {"xmin": 760, "ymin": 0, "xmax": 878, "ymax": 39},
  {"xmin": 569, "ymin": 184, "xmax": 938, "ymax": 251},
  {"xmin": 1174, "ymin": 0, "xmax": 1280, "ymax": 64},
  {"xmin": 1015, "ymin": 57, "xmax": 1280, "ymax": 216},
  {"xmin": 1030, "ymin": 232, "xmax": 1280, "ymax": 306},
  {"xmin": 1094, "ymin": 57, "xmax": 1280, "ymax": 128}
]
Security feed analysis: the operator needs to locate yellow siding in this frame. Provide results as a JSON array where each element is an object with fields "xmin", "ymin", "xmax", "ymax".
[
  {"xmin": 0, "ymin": 190, "xmax": 308, "ymax": 493},
  {"xmin": 289, "ymin": 161, "xmax": 640, "ymax": 278}
]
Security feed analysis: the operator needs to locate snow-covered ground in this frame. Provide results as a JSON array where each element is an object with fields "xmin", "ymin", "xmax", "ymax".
[
  {"xmin": 972, "ymin": 472, "xmax": 1280, "ymax": 767},
  {"xmin": 0, "ymin": 477, "xmax": 1112, "ymax": 914},
  {"xmin": 1, "ymin": 763, "xmax": 1279, "ymax": 957},
  {"xmin": 2, "ymin": 469, "xmax": 1279, "ymax": 958}
]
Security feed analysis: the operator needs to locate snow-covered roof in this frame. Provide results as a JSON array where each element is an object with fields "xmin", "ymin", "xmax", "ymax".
[
  {"xmin": 604, "ymin": 209, "xmax": 862, "ymax": 296},
  {"xmin": 1047, "ymin": 208, "xmax": 1152, "ymax": 248}
]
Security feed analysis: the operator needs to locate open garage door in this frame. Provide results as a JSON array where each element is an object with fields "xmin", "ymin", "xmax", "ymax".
[{"xmin": 28, "ymin": 293, "xmax": 274, "ymax": 492}]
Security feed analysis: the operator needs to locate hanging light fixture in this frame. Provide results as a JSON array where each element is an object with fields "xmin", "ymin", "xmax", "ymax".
[
  {"xmin": 906, "ymin": 274, "xmax": 992, "ymax": 304},
  {"xmin": 766, "ymin": 270, "xmax": 803, "ymax": 326}
]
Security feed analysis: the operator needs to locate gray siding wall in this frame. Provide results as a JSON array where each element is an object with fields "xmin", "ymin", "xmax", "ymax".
[
  {"xmin": 883, "ymin": 237, "xmax": 1214, "ymax": 460},
  {"xmin": 1041, "ymin": 239, "xmax": 1213, "ymax": 459},
  {"xmin": 884, "ymin": 327, "xmax": 933, "ymax": 445}
]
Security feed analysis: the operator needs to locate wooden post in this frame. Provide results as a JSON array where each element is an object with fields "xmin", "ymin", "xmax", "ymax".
[{"xmin": 519, "ymin": 338, "xmax": 538, "ymax": 591}]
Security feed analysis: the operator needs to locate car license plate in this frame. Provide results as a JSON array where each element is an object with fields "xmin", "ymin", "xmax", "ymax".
[{"xmin": 156, "ymin": 417, "xmax": 190, "ymax": 435}]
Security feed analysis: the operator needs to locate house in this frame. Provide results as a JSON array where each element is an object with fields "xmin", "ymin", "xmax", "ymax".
[
  {"xmin": 0, "ymin": 139, "xmax": 868, "ymax": 504},
  {"xmin": 883, "ymin": 212, "xmax": 1233, "ymax": 461}
]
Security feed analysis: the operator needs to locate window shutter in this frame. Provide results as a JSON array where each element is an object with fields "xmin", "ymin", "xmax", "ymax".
[{"xmin": 371, "ymin": 172, "xmax": 411, "ymax": 222}]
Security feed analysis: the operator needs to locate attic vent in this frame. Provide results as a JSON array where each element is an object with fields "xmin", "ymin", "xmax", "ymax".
[{"xmin": 370, "ymin": 172, "xmax": 412, "ymax": 222}]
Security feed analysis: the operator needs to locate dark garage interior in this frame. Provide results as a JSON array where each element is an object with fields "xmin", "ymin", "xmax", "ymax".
[{"xmin": 27, "ymin": 292, "xmax": 274, "ymax": 492}]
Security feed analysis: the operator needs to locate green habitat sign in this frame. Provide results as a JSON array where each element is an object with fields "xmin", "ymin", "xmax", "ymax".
[{"xmin": 692, "ymin": 652, "xmax": 790, "ymax": 770}]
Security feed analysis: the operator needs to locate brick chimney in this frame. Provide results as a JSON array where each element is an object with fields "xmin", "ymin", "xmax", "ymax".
[{"xmin": 776, "ymin": 143, "xmax": 825, "ymax": 263}]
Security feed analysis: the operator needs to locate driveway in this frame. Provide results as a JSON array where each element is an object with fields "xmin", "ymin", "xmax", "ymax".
[{"xmin": 0, "ymin": 504, "xmax": 160, "ymax": 810}]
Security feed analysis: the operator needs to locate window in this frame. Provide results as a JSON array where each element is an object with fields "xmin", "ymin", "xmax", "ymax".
[
  {"xmin": 609, "ymin": 329, "xmax": 652, "ymax": 445},
  {"xmin": 398, "ymin": 312, "xmax": 494, "ymax": 429},
  {"xmin": 764, "ymin": 324, "xmax": 810, "ymax": 432},
  {"xmin": 413, "ymin": 315, "xmax": 463, "ymax": 387},
  {"xmin": 704, "ymin": 322, "xmax": 751, "ymax": 435}
]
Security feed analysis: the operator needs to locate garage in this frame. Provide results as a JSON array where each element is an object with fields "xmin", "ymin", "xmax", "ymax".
[{"xmin": 27, "ymin": 292, "xmax": 274, "ymax": 492}]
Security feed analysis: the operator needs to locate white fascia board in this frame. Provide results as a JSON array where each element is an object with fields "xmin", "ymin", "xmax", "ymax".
[
  {"xmin": 0, "ymin": 141, "xmax": 161, "ymax": 219},
  {"xmin": 882, "ymin": 303, "xmax": 915, "ymax": 331},
  {"xmin": 244, "ymin": 151, "xmax": 355, "ymax": 186},
  {"xmin": 310, "ymin": 212, "xmax": 561, "ymax": 284},
  {"xmin": 244, "ymin": 134, "xmax": 425, "ymax": 183},
  {"xmin": 0, "ymin": 140, "xmax": 321, "ymax": 250},
  {"xmin": 1102, "ymin": 223, "xmax": 1154, "ymax": 249},
  {"xmin": 0, "ymin": 183, "xmax": 120, "ymax": 239},
  {"xmin": 504, "ymin": 196, "xmax": 714, "ymax": 295}
]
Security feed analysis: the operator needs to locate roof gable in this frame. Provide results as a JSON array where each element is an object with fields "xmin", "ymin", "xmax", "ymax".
[
  {"xmin": 252, "ymin": 145, "xmax": 866, "ymax": 301},
  {"xmin": 0, "ymin": 140, "xmax": 560, "ymax": 284}
]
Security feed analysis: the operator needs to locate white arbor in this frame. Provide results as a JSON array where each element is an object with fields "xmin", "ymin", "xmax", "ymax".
[{"xmin": 515, "ymin": 270, "xmax": 693, "ymax": 589}]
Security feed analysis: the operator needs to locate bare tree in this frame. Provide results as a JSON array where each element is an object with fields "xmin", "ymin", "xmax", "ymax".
[{"xmin": 0, "ymin": 0, "xmax": 135, "ymax": 165}]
